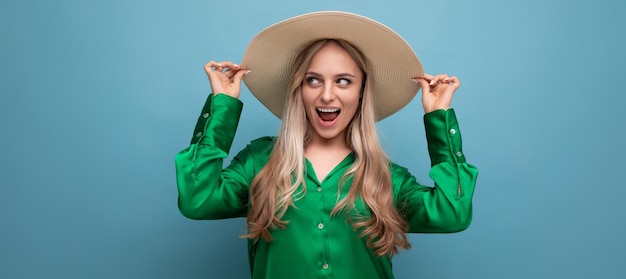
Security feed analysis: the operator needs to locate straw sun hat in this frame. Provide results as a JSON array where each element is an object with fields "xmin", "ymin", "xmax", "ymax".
[{"xmin": 241, "ymin": 11, "xmax": 423, "ymax": 121}]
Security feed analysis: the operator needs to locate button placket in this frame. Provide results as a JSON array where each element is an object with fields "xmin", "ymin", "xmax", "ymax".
[{"xmin": 448, "ymin": 124, "xmax": 462, "ymax": 160}]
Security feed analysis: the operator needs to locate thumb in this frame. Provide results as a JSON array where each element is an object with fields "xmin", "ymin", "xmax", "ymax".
[
  {"xmin": 413, "ymin": 78, "xmax": 430, "ymax": 95},
  {"xmin": 233, "ymin": 69, "xmax": 250, "ymax": 87}
]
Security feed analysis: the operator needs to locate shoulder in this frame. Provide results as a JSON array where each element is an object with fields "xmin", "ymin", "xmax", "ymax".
[
  {"xmin": 389, "ymin": 161, "xmax": 411, "ymax": 178},
  {"xmin": 389, "ymin": 161, "xmax": 423, "ymax": 189},
  {"xmin": 229, "ymin": 136, "xmax": 275, "ymax": 171},
  {"xmin": 236, "ymin": 136, "xmax": 275, "ymax": 159},
  {"xmin": 247, "ymin": 136, "xmax": 275, "ymax": 151}
]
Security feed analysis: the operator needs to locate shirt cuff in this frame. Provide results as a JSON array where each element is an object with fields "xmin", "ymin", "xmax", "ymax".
[
  {"xmin": 190, "ymin": 93, "xmax": 243, "ymax": 153},
  {"xmin": 424, "ymin": 109, "xmax": 466, "ymax": 166}
]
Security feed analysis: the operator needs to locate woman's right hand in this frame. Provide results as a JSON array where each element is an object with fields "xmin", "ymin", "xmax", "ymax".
[{"xmin": 204, "ymin": 61, "xmax": 249, "ymax": 99}]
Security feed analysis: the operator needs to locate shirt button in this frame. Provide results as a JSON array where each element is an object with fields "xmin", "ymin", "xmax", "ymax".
[
  {"xmin": 317, "ymin": 223, "xmax": 324, "ymax": 230},
  {"xmin": 317, "ymin": 187, "xmax": 322, "ymax": 192},
  {"xmin": 203, "ymin": 113, "xmax": 209, "ymax": 118},
  {"xmin": 456, "ymin": 151, "xmax": 463, "ymax": 157},
  {"xmin": 322, "ymin": 263, "xmax": 329, "ymax": 269},
  {"xmin": 195, "ymin": 132, "xmax": 203, "ymax": 137},
  {"xmin": 449, "ymin": 128, "xmax": 456, "ymax": 134}
]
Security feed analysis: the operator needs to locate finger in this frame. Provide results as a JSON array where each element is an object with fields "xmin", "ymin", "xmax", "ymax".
[
  {"xmin": 442, "ymin": 75, "xmax": 461, "ymax": 88},
  {"xmin": 413, "ymin": 78, "xmax": 430, "ymax": 94},
  {"xmin": 204, "ymin": 61, "xmax": 226, "ymax": 86},
  {"xmin": 216, "ymin": 61, "xmax": 240, "ymax": 72},
  {"xmin": 205, "ymin": 60, "xmax": 224, "ymax": 69},
  {"xmin": 416, "ymin": 73, "xmax": 434, "ymax": 85},
  {"xmin": 430, "ymin": 74, "xmax": 449, "ymax": 86},
  {"xmin": 232, "ymin": 69, "xmax": 250, "ymax": 88},
  {"xmin": 224, "ymin": 69, "xmax": 236, "ymax": 79},
  {"xmin": 224, "ymin": 65, "xmax": 246, "ymax": 80},
  {"xmin": 204, "ymin": 60, "xmax": 225, "ymax": 75},
  {"xmin": 422, "ymin": 73, "xmax": 434, "ymax": 80},
  {"xmin": 204, "ymin": 61, "xmax": 217, "ymax": 78}
]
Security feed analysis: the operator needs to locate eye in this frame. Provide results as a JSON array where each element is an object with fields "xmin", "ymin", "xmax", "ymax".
[
  {"xmin": 305, "ymin": 76, "xmax": 321, "ymax": 86},
  {"xmin": 336, "ymin": 78, "xmax": 352, "ymax": 86}
]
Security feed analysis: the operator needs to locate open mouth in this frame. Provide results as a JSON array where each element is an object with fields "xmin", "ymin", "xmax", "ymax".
[{"xmin": 316, "ymin": 107, "xmax": 340, "ymax": 122}]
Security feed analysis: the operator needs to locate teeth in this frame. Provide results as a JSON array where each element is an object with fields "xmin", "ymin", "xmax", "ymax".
[{"xmin": 317, "ymin": 108, "xmax": 339, "ymax": 113}]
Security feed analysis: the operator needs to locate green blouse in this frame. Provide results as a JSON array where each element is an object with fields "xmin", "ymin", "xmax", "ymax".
[{"xmin": 175, "ymin": 93, "xmax": 478, "ymax": 279}]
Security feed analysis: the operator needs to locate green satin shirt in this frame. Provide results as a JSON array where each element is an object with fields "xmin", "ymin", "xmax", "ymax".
[{"xmin": 175, "ymin": 93, "xmax": 478, "ymax": 279}]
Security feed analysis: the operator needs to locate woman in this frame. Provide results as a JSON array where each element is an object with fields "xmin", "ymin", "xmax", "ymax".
[{"xmin": 175, "ymin": 11, "xmax": 478, "ymax": 279}]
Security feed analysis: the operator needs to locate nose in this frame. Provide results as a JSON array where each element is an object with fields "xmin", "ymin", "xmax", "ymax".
[{"xmin": 320, "ymin": 83, "xmax": 335, "ymax": 103}]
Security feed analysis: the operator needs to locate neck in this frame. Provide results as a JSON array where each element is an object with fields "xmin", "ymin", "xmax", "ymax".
[
  {"xmin": 305, "ymin": 142, "xmax": 351, "ymax": 157},
  {"xmin": 306, "ymin": 133, "xmax": 350, "ymax": 154}
]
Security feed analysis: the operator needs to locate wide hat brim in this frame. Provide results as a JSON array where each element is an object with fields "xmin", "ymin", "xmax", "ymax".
[{"xmin": 241, "ymin": 11, "xmax": 423, "ymax": 121}]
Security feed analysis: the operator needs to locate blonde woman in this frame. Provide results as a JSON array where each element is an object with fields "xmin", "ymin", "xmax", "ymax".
[{"xmin": 176, "ymin": 11, "xmax": 478, "ymax": 279}]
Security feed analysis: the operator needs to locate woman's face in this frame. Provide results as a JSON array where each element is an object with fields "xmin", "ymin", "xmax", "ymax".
[{"xmin": 301, "ymin": 41, "xmax": 363, "ymax": 145}]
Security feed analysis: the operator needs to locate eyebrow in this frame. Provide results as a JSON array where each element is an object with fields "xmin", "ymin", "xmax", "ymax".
[{"xmin": 305, "ymin": 71, "xmax": 357, "ymax": 78}]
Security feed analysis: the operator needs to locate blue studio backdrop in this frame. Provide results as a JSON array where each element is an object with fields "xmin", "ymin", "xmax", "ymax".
[{"xmin": 1, "ymin": 0, "xmax": 625, "ymax": 278}]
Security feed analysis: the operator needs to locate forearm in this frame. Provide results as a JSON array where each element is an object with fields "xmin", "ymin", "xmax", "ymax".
[
  {"xmin": 400, "ymin": 109, "xmax": 479, "ymax": 232},
  {"xmin": 175, "ymin": 93, "xmax": 247, "ymax": 219}
]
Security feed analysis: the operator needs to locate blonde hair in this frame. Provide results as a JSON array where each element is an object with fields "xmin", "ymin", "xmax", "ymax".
[{"xmin": 245, "ymin": 39, "xmax": 410, "ymax": 256}]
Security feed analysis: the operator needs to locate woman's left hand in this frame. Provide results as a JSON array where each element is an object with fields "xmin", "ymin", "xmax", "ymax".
[{"xmin": 414, "ymin": 73, "xmax": 461, "ymax": 113}]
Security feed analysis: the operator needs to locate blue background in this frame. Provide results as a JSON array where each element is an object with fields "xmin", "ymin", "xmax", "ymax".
[{"xmin": 2, "ymin": 0, "xmax": 625, "ymax": 278}]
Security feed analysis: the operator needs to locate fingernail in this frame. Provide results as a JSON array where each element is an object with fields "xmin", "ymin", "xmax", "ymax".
[
  {"xmin": 245, "ymin": 70, "xmax": 251, "ymax": 75},
  {"xmin": 411, "ymin": 78, "xmax": 419, "ymax": 84},
  {"xmin": 234, "ymin": 64, "xmax": 239, "ymax": 67},
  {"xmin": 430, "ymin": 80, "xmax": 435, "ymax": 85},
  {"xmin": 217, "ymin": 63, "xmax": 223, "ymax": 67}
]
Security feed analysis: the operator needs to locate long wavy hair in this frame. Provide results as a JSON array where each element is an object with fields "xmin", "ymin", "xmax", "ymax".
[{"xmin": 244, "ymin": 39, "xmax": 410, "ymax": 256}]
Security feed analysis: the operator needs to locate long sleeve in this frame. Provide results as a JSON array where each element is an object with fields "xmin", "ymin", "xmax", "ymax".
[
  {"xmin": 394, "ymin": 109, "xmax": 479, "ymax": 233},
  {"xmin": 175, "ymin": 93, "xmax": 252, "ymax": 220}
]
